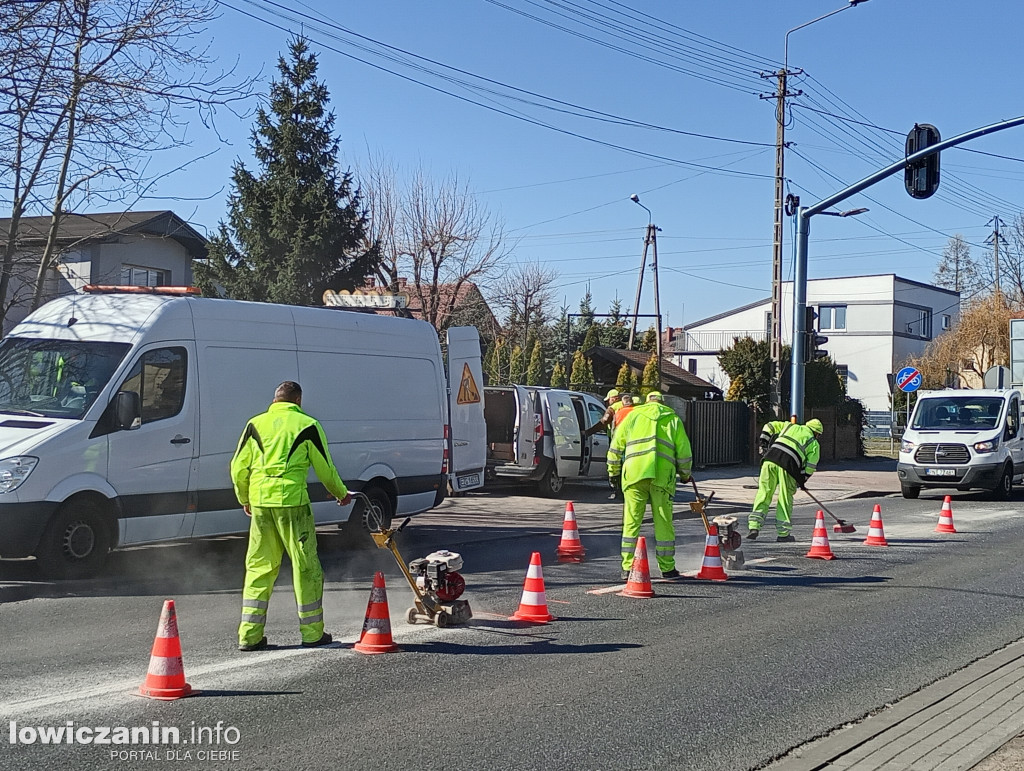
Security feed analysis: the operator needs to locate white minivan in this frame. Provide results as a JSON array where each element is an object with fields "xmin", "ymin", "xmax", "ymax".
[
  {"xmin": 0, "ymin": 287, "xmax": 485, "ymax": 577},
  {"xmin": 483, "ymin": 385, "xmax": 609, "ymax": 496},
  {"xmin": 898, "ymin": 388, "xmax": 1024, "ymax": 500}
]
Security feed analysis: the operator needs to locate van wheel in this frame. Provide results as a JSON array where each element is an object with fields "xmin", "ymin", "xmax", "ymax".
[
  {"xmin": 537, "ymin": 467, "xmax": 564, "ymax": 497},
  {"xmin": 990, "ymin": 465, "xmax": 1013, "ymax": 501},
  {"xmin": 357, "ymin": 486, "xmax": 394, "ymax": 533},
  {"xmin": 36, "ymin": 499, "xmax": 112, "ymax": 580},
  {"xmin": 901, "ymin": 483, "xmax": 921, "ymax": 500}
]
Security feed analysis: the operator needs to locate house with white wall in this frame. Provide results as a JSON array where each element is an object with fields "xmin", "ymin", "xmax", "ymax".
[
  {"xmin": 0, "ymin": 211, "xmax": 206, "ymax": 334},
  {"xmin": 670, "ymin": 274, "xmax": 959, "ymax": 412}
]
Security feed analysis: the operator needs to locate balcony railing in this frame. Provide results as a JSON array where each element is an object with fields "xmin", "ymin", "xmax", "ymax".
[{"xmin": 677, "ymin": 330, "xmax": 768, "ymax": 352}]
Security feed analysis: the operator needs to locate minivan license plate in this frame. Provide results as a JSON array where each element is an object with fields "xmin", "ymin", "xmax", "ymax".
[
  {"xmin": 456, "ymin": 473, "xmax": 480, "ymax": 489},
  {"xmin": 925, "ymin": 468, "xmax": 956, "ymax": 476}
]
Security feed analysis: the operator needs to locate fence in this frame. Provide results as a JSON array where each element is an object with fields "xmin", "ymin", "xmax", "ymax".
[{"xmin": 665, "ymin": 396, "xmax": 750, "ymax": 468}]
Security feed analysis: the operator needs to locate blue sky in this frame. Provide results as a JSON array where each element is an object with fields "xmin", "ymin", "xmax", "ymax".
[{"xmin": 146, "ymin": 0, "xmax": 1024, "ymax": 328}]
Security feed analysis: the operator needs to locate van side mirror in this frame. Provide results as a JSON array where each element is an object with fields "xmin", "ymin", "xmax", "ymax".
[{"xmin": 114, "ymin": 391, "xmax": 141, "ymax": 430}]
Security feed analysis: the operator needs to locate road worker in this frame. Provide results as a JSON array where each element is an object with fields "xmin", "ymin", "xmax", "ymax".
[
  {"xmin": 612, "ymin": 392, "xmax": 635, "ymax": 429},
  {"xmin": 748, "ymin": 417, "xmax": 823, "ymax": 543},
  {"xmin": 584, "ymin": 388, "xmax": 623, "ymax": 438},
  {"xmin": 607, "ymin": 391, "xmax": 692, "ymax": 580},
  {"xmin": 232, "ymin": 381, "xmax": 351, "ymax": 652}
]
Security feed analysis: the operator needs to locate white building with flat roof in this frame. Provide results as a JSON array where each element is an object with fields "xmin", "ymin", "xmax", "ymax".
[{"xmin": 669, "ymin": 274, "xmax": 960, "ymax": 412}]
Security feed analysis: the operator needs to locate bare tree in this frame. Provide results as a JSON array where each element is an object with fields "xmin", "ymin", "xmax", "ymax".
[
  {"xmin": 910, "ymin": 293, "xmax": 1010, "ymax": 389},
  {"xmin": 933, "ymin": 234, "xmax": 985, "ymax": 301},
  {"xmin": 491, "ymin": 260, "xmax": 558, "ymax": 351},
  {"xmin": 999, "ymin": 213, "xmax": 1024, "ymax": 307},
  {"xmin": 0, "ymin": 0, "xmax": 253, "ymax": 322}
]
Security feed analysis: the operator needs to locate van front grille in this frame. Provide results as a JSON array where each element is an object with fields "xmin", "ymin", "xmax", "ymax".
[{"xmin": 914, "ymin": 443, "xmax": 970, "ymax": 464}]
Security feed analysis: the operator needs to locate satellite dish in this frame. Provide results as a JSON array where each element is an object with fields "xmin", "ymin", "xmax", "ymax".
[{"xmin": 983, "ymin": 366, "xmax": 1012, "ymax": 389}]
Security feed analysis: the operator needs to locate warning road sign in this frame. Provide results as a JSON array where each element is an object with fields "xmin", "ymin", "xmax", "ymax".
[{"xmin": 456, "ymin": 362, "xmax": 481, "ymax": 404}]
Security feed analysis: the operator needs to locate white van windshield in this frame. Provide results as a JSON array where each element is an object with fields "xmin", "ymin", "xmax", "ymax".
[
  {"xmin": 911, "ymin": 396, "xmax": 1004, "ymax": 430},
  {"xmin": 0, "ymin": 338, "xmax": 130, "ymax": 419}
]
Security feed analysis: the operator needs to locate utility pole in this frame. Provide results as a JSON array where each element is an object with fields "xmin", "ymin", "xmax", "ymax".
[
  {"xmin": 650, "ymin": 224, "xmax": 663, "ymax": 384},
  {"xmin": 987, "ymin": 215, "xmax": 1007, "ymax": 296},
  {"xmin": 627, "ymin": 227, "xmax": 650, "ymax": 351}
]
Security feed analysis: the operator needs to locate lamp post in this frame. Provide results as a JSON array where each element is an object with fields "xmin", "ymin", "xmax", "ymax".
[
  {"xmin": 628, "ymin": 194, "xmax": 663, "ymax": 384},
  {"xmin": 768, "ymin": 0, "xmax": 869, "ymax": 417}
]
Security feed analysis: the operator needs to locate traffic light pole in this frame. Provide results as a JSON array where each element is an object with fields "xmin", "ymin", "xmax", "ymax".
[{"xmin": 790, "ymin": 114, "xmax": 1024, "ymax": 420}]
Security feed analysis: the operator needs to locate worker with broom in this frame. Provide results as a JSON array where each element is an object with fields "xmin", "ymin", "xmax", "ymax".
[{"xmin": 747, "ymin": 417, "xmax": 823, "ymax": 543}]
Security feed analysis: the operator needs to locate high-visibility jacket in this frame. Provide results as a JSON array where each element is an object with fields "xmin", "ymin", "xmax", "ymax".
[
  {"xmin": 613, "ymin": 404, "xmax": 635, "ymax": 428},
  {"xmin": 231, "ymin": 401, "xmax": 349, "ymax": 507},
  {"xmin": 607, "ymin": 402, "xmax": 692, "ymax": 492},
  {"xmin": 762, "ymin": 422, "xmax": 819, "ymax": 485}
]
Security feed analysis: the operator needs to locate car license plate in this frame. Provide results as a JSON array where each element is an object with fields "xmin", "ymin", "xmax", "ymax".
[
  {"xmin": 456, "ymin": 473, "xmax": 480, "ymax": 489},
  {"xmin": 925, "ymin": 468, "xmax": 956, "ymax": 476}
]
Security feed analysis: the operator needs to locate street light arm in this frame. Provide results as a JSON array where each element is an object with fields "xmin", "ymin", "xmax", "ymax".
[{"xmin": 784, "ymin": 1, "xmax": 866, "ymax": 68}]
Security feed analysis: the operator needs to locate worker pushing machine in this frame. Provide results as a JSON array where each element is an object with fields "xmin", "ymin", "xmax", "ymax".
[
  {"xmin": 608, "ymin": 391, "xmax": 693, "ymax": 580},
  {"xmin": 747, "ymin": 417, "xmax": 823, "ymax": 543},
  {"xmin": 231, "ymin": 381, "xmax": 352, "ymax": 652}
]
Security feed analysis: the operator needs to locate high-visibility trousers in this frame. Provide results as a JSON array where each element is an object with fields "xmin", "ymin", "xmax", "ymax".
[
  {"xmin": 748, "ymin": 460, "xmax": 796, "ymax": 537},
  {"xmin": 238, "ymin": 504, "xmax": 325, "ymax": 646},
  {"xmin": 620, "ymin": 478, "xmax": 676, "ymax": 572}
]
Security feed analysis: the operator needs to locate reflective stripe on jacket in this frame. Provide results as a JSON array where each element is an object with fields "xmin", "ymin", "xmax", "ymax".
[
  {"xmin": 762, "ymin": 422, "xmax": 820, "ymax": 481},
  {"xmin": 231, "ymin": 401, "xmax": 349, "ymax": 507},
  {"xmin": 607, "ymin": 402, "xmax": 692, "ymax": 492}
]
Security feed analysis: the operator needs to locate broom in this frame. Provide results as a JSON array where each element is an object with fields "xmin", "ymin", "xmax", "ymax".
[{"xmin": 799, "ymin": 485, "xmax": 856, "ymax": 533}]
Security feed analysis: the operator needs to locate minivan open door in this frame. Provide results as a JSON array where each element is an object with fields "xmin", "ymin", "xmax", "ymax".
[{"xmin": 446, "ymin": 326, "xmax": 486, "ymax": 492}]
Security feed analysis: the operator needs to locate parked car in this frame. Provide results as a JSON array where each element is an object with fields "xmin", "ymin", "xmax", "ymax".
[
  {"xmin": 0, "ymin": 286, "xmax": 485, "ymax": 578},
  {"xmin": 898, "ymin": 388, "xmax": 1024, "ymax": 499},
  {"xmin": 484, "ymin": 385, "xmax": 608, "ymax": 496}
]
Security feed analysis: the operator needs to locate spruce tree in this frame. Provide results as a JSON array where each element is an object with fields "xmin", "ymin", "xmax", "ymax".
[{"xmin": 195, "ymin": 38, "xmax": 378, "ymax": 304}]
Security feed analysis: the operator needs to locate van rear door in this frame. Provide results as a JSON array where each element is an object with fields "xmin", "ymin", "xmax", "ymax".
[
  {"xmin": 446, "ymin": 327, "xmax": 486, "ymax": 492},
  {"xmin": 513, "ymin": 384, "xmax": 536, "ymax": 468},
  {"xmin": 546, "ymin": 390, "xmax": 584, "ymax": 478}
]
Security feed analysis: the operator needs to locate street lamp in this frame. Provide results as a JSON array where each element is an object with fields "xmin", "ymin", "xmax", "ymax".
[
  {"xmin": 627, "ymin": 194, "xmax": 662, "ymax": 380},
  {"xmin": 820, "ymin": 207, "xmax": 870, "ymax": 218},
  {"xmin": 768, "ymin": 0, "xmax": 869, "ymax": 416}
]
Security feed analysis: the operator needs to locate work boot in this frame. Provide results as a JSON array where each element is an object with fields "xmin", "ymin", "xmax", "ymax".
[
  {"xmin": 620, "ymin": 569, "xmax": 630, "ymax": 581},
  {"xmin": 238, "ymin": 636, "xmax": 268, "ymax": 652},
  {"xmin": 302, "ymin": 632, "xmax": 333, "ymax": 648},
  {"xmin": 776, "ymin": 534, "xmax": 796, "ymax": 543},
  {"xmin": 747, "ymin": 529, "xmax": 759, "ymax": 541},
  {"xmin": 662, "ymin": 569, "xmax": 680, "ymax": 579}
]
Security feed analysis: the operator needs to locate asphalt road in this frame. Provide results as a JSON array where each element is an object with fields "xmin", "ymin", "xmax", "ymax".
[{"xmin": 2, "ymin": 484, "xmax": 1024, "ymax": 771}]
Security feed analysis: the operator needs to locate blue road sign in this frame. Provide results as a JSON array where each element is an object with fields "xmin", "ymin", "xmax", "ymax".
[{"xmin": 896, "ymin": 366, "xmax": 922, "ymax": 393}]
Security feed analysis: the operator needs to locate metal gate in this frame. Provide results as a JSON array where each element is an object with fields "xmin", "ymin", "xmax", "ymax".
[{"xmin": 680, "ymin": 399, "xmax": 750, "ymax": 467}]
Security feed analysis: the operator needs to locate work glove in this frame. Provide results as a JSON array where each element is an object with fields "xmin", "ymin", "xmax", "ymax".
[{"xmin": 609, "ymin": 476, "xmax": 621, "ymax": 492}]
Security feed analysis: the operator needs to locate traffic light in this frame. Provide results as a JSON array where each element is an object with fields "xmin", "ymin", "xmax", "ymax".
[
  {"xmin": 905, "ymin": 123, "xmax": 941, "ymax": 200},
  {"xmin": 804, "ymin": 306, "xmax": 829, "ymax": 363}
]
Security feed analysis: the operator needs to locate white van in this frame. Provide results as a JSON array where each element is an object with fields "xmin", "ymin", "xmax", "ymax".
[
  {"xmin": 0, "ymin": 287, "xmax": 485, "ymax": 578},
  {"xmin": 898, "ymin": 388, "xmax": 1024, "ymax": 499},
  {"xmin": 484, "ymin": 385, "xmax": 609, "ymax": 496}
]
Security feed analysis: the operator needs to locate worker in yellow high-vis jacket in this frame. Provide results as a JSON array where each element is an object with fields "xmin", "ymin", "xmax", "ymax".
[
  {"xmin": 748, "ymin": 418, "xmax": 823, "ymax": 543},
  {"xmin": 231, "ymin": 381, "xmax": 351, "ymax": 652},
  {"xmin": 607, "ymin": 392, "xmax": 692, "ymax": 580}
]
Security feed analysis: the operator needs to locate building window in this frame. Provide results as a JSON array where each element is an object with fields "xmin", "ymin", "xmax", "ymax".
[
  {"xmin": 819, "ymin": 305, "xmax": 846, "ymax": 331},
  {"xmin": 121, "ymin": 265, "xmax": 169, "ymax": 287},
  {"xmin": 688, "ymin": 358, "xmax": 697, "ymax": 374},
  {"xmin": 836, "ymin": 364, "xmax": 849, "ymax": 389},
  {"xmin": 941, "ymin": 314, "xmax": 951, "ymax": 330},
  {"xmin": 907, "ymin": 311, "xmax": 933, "ymax": 338}
]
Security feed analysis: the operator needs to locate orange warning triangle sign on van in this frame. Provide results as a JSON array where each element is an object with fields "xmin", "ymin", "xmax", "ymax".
[{"xmin": 457, "ymin": 363, "xmax": 481, "ymax": 404}]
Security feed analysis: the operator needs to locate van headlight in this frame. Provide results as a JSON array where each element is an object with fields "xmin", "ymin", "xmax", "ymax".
[
  {"xmin": 0, "ymin": 456, "xmax": 38, "ymax": 493},
  {"xmin": 900, "ymin": 440, "xmax": 915, "ymax": 454},
  {"xmin": 974, "ymin": 438, "xmax": 999, "ymax": 454}
]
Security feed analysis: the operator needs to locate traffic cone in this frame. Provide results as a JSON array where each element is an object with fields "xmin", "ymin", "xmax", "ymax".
[
  {"xmin": 864, "ymin": 504, "xmax": 889, "ymax": 547},
  {"xmin": 139, "ymin": 599, "xmax": 194, "ymax": 700},
  {"xmin": 619, "ymin": 536, "xmax": 655, "ymax": 598},
  {"xmin": 510, "ymin": 552, "xmax": 554, "ymax": 622},
  {"xmin": 935, "ymin": 495, "xmax": 957, "ymax": 533},
  {"xmin": 555, "ymin": 501, "xmax": 586, "ymax": 563},
  {"xmin": 805, "ymin": 511, "xmax": 836, "ymax": 560},
  {"xmin": 354, "ymin": 571, "xmax": 400, "ymax": 654},
  {"xmin": 695, "ymin": 524, "xmax": 729, "ymax": 581}
]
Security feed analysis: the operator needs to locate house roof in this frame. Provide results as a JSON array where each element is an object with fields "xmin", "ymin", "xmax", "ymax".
[
  {"xmin": 358, "ymin": 276, "xmax": 499, "ymax": 332},
  {"xmin": 0, "ymin": 211, "xmax": 208, "ymax": 259},
  {"xmin": 586, "ymin": 346, "xmax": 721, "ymax": 394}
]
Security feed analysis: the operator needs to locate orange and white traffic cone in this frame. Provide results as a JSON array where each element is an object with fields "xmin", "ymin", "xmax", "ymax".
[
  {"xmin": 864, "ymin": 504, "xmax": 888, "ymax": 547},
  {"xmin": 510, "ymin": 552, "xmax": 554, "ymax": 623},
  {"xmin": 935, "ymin": 495, "xmax": 957, "ymax": 533},
  {"xmin": 555, "ymin": 501, "xmax": 586, "ymax": 563},
  {"xmin": 805, "ymin": 511, "xmax": 836, "ymax": 560},
  {"xmin": 139, "ymin": 599, "xmax": 194, "ymax": 700},
  {"xmin": 619, "ymin": 536, "xmax": 655, "ymax": 598},
  {"xmin": 695, "ymin": 524, "xmax": 729, "ymax": 581},
  {"xmin": 354, "ymin": 571, "xmax": 400, "ymax": 654}
]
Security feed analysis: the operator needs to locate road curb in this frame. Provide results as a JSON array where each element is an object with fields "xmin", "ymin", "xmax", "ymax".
[{"xmin": 0, "ymin": 583, "xmax": 36, "ymax": 604}]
